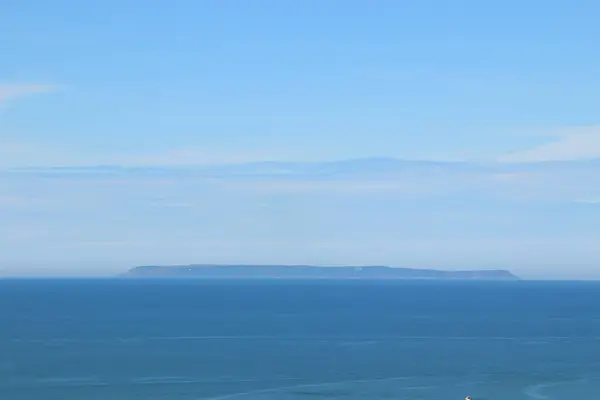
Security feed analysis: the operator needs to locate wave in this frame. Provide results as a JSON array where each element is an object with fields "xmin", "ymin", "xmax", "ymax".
[
  {"xmin": 204, "ymin": 376, "xmax": 420, "ymax": 400},
  {"xmin": 523, "ymin": 376, "xmax": 600, "ymax": 399},
  {"xmin": 523, "ymin": 383, "xmax": 553, "ymax": 399},
  {"xmin": 3, "ymin": 376, "xmax": 302, "ymax": 389},
  {"xmin": 10, "ymin": 334, "xmax": 600, "ymax": 344}
]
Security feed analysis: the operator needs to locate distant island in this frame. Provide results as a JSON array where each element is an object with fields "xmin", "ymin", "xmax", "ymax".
[{"xmin": 122, "ymin": 265, "xmax": 520, "ymax": 280}]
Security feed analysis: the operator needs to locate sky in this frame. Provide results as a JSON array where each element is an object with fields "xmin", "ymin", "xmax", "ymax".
[{"xmin": 2, "ymin": 0, "xmax": 600, "ymax": 279}]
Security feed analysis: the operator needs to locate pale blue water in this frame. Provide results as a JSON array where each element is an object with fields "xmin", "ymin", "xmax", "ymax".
[{"xmin": 2, "ymin": 279, "xmax": 600, "ymax": 400}]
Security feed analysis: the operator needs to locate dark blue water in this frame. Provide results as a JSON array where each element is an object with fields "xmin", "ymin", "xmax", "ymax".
[{"xmin": 2, "ymin": 279, "xmax": 600, "ymax": 400}]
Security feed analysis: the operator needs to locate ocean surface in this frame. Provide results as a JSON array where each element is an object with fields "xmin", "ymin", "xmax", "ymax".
[{"xmin": 2, "ymin": 279, "xmax": 600, "ymax": 400}]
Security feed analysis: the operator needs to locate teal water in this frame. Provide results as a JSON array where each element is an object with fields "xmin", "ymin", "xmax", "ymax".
[{"xmin": 2, "ymin": 279, "xmax": 600, "ymax": 399}]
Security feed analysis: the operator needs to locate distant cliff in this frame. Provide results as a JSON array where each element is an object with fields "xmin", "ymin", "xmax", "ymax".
[{"xmin": 122, "ymin": 265, "xmax": 520, "ymax": 280}]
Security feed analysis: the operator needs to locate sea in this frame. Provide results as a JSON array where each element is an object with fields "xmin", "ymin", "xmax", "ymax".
[{"xmin": 2, "ymin": 279, "xmax": 600, "ymax": 400}]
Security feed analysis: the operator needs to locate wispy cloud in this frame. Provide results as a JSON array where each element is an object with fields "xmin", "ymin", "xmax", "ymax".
[
  {"xmin": 0, "ymin": 83, "xmax": 59, "ymax": 104},
  {"xmin": 76, "ymin": 241, "xmax": 128, "ymax": 247},
  {"xmin": 0, "ymin": 195, "xmax": 31, "ymax": 208},
  {"xmin": 499, "ymin": 126, "xmax": 600, "ymax": 163},
  {"xmin": 113, "ymin": 146, "xmax": 333, "ymax": 166},
  {"xmin": 4, "ymin": 157, "xmax": 600, "ymax": 202},
  {"xmin": 0, "ymin": 84, "xmax": 62, "ymax": 167},
  {"xmin": 3, "ymin": 158, "xmax": 600, "ymax": 278},
  {"xmin": 0, "ymin": 140, "xmax": 81, "ymax": 168}
]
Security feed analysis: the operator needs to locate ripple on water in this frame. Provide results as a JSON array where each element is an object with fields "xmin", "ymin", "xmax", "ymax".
[
  {"xmin": 524, "ymin": 377, "xmax": 600, "ymax": 400},
  {"xmin": 200, "ymin": 375, "xmax": 600, "ymax": 400}
]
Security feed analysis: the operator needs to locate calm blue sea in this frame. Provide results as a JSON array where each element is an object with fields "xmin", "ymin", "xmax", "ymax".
[{"xmin": 2, "ymin": 279, "xmax": 600, "ymax": 400}]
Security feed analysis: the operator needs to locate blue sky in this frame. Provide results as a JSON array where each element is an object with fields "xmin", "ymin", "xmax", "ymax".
[{"xmin": 2, "ymin": 1, "xmax": 600, "ymax": 278}]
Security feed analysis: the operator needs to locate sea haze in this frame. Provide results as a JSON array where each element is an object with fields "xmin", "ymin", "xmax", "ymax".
[
  {"xmin": 123, "ymin": 265, "xmax": 519, "ymax": 280},
  {"xmin": 2, "ymin": 279, "xmax": 600, "ymax": 400}
]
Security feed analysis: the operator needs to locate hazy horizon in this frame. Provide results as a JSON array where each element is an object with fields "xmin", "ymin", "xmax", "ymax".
[{"xmin": 3, "ymin": 1, "xmax": 600, "ymax": 280}]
